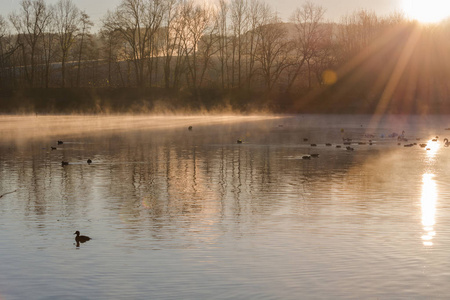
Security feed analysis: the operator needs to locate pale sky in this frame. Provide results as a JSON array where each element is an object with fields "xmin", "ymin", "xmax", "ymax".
[{"xmin": 0, "ymin": 0, "xmax": 405, "ymax": 30}]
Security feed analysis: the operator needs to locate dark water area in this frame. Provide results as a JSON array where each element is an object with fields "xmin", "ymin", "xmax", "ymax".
[{"xmin": 2, "ymin": 114, "xmax": 450, "ymax": 299}]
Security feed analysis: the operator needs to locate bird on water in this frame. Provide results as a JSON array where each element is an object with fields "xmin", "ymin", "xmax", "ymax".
[{"xmin": 74, "ymin": 231, "xmax": 91, "ymax": 243}]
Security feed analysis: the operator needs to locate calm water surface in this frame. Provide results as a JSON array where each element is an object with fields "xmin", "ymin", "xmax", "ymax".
[{"xmin": 1, "ymin": 114, "xmax": 450, "ymax": 299}]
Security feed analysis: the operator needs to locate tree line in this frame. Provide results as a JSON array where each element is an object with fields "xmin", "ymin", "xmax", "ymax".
[{"xmin": 1, "ymin": 0, "xmax": 450, "ymax": 113}]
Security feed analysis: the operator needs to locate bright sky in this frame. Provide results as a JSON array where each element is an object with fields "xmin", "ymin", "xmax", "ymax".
[{"xmin": 2, "ymin": 0, "xmax": 449, "ymax": 30}]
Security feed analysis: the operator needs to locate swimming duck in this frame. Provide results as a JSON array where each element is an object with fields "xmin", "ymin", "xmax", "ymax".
[
  {"xmin": 346, "ymin": 146, "xmax": 354, "ymax": 151},
  {"xmin": 325, "ymin": 143, "xmax": 332, "ymax": 146},
  {"xmin": 57, "ymin": 140, "xmax": 63, "ymax": 145},
  {"xmin": 302, "ymin": 155, "xmax": 311, "ymax": 160},
  {"xmin": 87, "ymin": 159, "xmax": 92, "ymax": 164},
  {"xmin": 51, "ymin": 146, "xmax": 57, "ymax": 150},
  {"xmin": 310, "ymin": 153, "xmax": 320, "ymax": 158},
  {"xmin": 74, "ymin": 231, "xmax": 91, "ymax": 243},
  {"xmin": 444, "ymin": 138, "xmax": 449, "ymax": 147},
  {"xmin": 237, "ymin": 139, "xmax": 243, "ymax": 144},
  {"xmin": 61, "ymin": 161, "xmax": 69, "ymax": 166},
  {"xmin": 310, "ymin": 144, "xmax": 317, "ymax": 147},
  {"xmin": 188, "ymin": 126, "xmax": 193, "ymax": 131}
]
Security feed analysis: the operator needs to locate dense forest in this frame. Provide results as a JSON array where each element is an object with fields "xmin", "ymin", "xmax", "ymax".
[{"xmin": 1, "ymin": 0, "xmax": 450, "ymax": 114}]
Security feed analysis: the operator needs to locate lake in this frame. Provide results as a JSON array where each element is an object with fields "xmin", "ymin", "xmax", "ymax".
[{"xmin": 1, "ymin": 114, "xmax": 450, "ymax": 299}]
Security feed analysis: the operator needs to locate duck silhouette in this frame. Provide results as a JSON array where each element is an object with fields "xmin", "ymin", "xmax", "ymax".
[
  {"xmin": 74, "ymin": 231, "xmax": 91, "ymax": 244},
  {"xmin": 61, "ymin": 161, "xmax": 69, "ymax": 166},
  {"xmin": 87, "ymin": 159, "xmax": 92, "ymax": 164}
]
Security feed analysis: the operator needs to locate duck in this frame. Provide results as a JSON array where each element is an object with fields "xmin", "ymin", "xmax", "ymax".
[
  {"xmin": 419, "ymin": 143, "xmax": 427, "ymax": 148},
  {"xmin": 237, "ymin": 139, "xmax": 243, "ymax": 144},
  {"xmin": 61, "ymin": 161, "xmax": 69, "ymax": 166},
  {"xmin": 310, "ymin": 144, "xmax": 317, "ymax": 147},
  {"xmin": 444, "ymin": 138, "xmax": 450, "ymax": 147},
  {"xmin": 303, "ymin": 138, "xmax": 309, "ymax": 142},
  {"xmin": 57, "ymin": 140, "xmax": 63, "ymax": 145},
  {"xmin": 87, "ymin": 159, "xmax": 92, "ymax": 164},
  {"xmin": 302, "ymin": 155, "xmax": 311, "ymax": 160},
  {"xmin": 74, "ymin": 231, "xmax": 91, "ymax": 243},
  {"xmin": 51, "ymin": 146, "xmax": 57, "ymax": 150},
  {"xmin": 346, "ymin": 146, "xmax": 354, "ymax": 151},
  {"xmin": 325, "ymin": 143, "xmax": 332, "ymax": 146},
  {"xmin": 310, "ymin": 153, "xmax": 320, "ymax": 158},
  {"xmin": 188, "ymin": 126, "xmax": 193, "ymax": 131}
]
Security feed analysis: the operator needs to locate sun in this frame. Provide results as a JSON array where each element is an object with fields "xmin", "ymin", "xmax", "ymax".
[{"xmin": 403, "ymin": 0, "xmax": 450, "ymax": 23}]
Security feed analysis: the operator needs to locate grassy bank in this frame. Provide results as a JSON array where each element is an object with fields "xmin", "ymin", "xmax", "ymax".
[{"xmin": 0, "ymin": 86, "xmax": 448, "ymax": 115}]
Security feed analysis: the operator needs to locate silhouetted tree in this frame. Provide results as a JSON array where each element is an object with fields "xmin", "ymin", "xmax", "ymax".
[
  {"xmin": 54, "ymin": 0, "xmax": 81, "ymax": 87},
  {"xmin": 10, "ymin": 0, "xmax": 51, "ymax": 87}
]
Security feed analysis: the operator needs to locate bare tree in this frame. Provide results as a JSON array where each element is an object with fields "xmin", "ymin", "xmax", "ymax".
[
  {"xmin": 54, "ymin": 0, "xmax": 81, "ymax": 87},
  {"xmin": 215, "ymin": 0, "xmax": 229, "ymax": 89},
  {"xmin": 244, "ymin": 0, "xmax": 263, "ymax": 89},
  {"xmin": 160, "ymin": 0, "xmax": 181, "ymax": 89},
  {"xmin": 0, "ymin": 15, "xmax": 19, "ymax": 87},
  {"xmin": 288, "ymin": 1, "xmax": 326, "ymax": 90},
  {"xmin": 230, "ymin": 0, "xmax": 247, "ymax": 88},
  {"xmin": 337, "ymin": 9, "xmax": 380, "ymax": 63},
  {"xmin": 100, "ymin": 28, "xmax": 117, "ymax": 86},
  {"xmin": 76, "ymin": 11, "xmax": 93, "ymax": 87},
  {"xmin": 10, "ymin": 0, "xmax": 51, "ymax": 87},
  {"xmin": 103, "ymin": 0, "xmax": 166, "ymax": 87},
  {"xmin": 42, "ymin": 8, "xmax": 56, "ymax": 88},
  {"xmin": 255, "ymin": 4, "xmax": 292, "ymax": 93},
  {"xmin": 178, "ymin": 0, "xmax": 217, "ymax": 90}
]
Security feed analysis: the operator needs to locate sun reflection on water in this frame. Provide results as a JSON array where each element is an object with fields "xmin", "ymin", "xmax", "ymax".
[
  {"xmin": 425, "ymin": 139, "xmax": 440, "ymax": 158},
  {"xmin": 421, "ymin": 173, "xmax": 437, "ymax": 246}
]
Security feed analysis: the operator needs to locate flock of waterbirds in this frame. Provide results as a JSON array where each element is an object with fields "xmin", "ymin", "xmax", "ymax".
[
  {"xmin": 7, "ymin": 125, "xmax": 449, "ymax": 246},
  {"xmin": 296, "ymin": 132, "xmax": 450, "ymax": 160},
  {"xmin": 233, "ymin": 126, "xmax": 450, "ymax": 160},
  {"xmin": 54, "ymin": 140, "xmax": 93, "ymax": 166}
]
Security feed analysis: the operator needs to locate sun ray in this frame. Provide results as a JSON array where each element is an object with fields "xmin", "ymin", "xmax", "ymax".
[{"xmin": 372, "ymin": 25, "xmax": 422, "ymax": 115}]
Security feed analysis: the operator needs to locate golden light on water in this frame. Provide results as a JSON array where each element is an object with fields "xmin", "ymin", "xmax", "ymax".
[
  {"xmin": 425, "ymin": 139, "xmax": 440, "ymax": 158},
  {"xmin": 403, "ymin": 0, "xmax": 450, "ymax": 23},
  {"xmin": 421, "ymin": 173, "xmax": 437, "ymax": 246}
]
